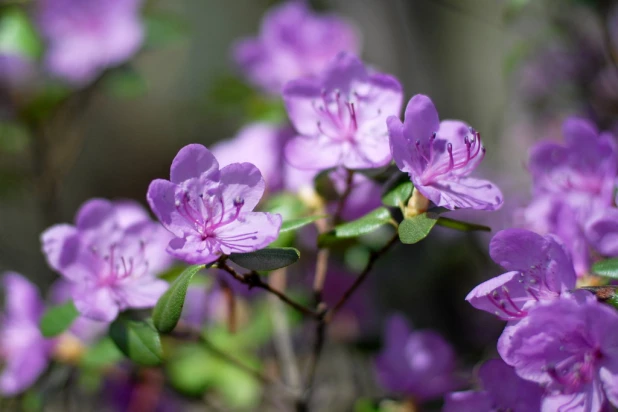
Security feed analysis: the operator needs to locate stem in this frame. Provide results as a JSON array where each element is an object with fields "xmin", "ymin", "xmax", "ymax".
[
  {"xmin": 332, "ymin": 168, "xmax": 355, "ymax": 225},
  {"xmin": 217, "ymin": 259, "xmax": 320, "ymax": 319},
  {"xmin": 325, "ymin": 232, "xmax": 398, "ymax": 321}
]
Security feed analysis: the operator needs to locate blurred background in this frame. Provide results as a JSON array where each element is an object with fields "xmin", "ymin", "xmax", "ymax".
[{"xmin": 1, "ymin": 0, "xmax": 618, "ymax": 410}]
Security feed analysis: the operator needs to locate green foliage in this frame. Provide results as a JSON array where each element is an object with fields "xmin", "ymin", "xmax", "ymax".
[
  {"xmin": 80, "ymin": 337, "xmax": 124, "ymax": 369},
  {"xmin": 436, "ymin": 217, "xmax": 491, "ymax": 232},
  {"xmin": 109, "ymin": 317, "xmax": 163, "ymax": 366},
  {"xmin": 398, "ymin": 211, "xmax": 440, "ymax": 244},
  {"xmin": 39, "ymin": 300, "xmax": 79, "ymax": 338},
  {"xmin": 229, "ymin": 247, "xmax": 301, "ymax": 271},
  {"xmin": 262, "ymin": 193, "xmax": 309, "ymax": 247},
  {"xmin": 153, "ymin": 264, "xmax": 205, "ymax": 333},
  {"xmin": 0, "ymin": 8, "xmax": 42, "ymax": 58},
  {"xmin": 592, "ymin": 258, "xmax": 618, "ymax": 279},
  {"xmin": 319, "ymin": 207, "xmax": 393, "ymax": 246},
  {"xmin": 103, "ymin": 67, "xmax": 148, "ymax": 99},
  {"xmin": 280, "ymin": 215, "xmax": 327, "ymax": 234},
  {"xmin": 144, "ymin": 13, "xmax": 188, "ymax": 48},
  {"xmin": 381, "ymin": 177, "xmax": 414, "ymax": 208},
  {"xmin": 314, "ymin": 169, "xmax": 339, "ymax": 201}
]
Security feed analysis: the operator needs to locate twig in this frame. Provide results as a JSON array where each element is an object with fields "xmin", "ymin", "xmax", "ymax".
[
  {"xmin": 325, "ymin": 233, "xmax": 399, "ymax": 322},
  {"xmin": 332, "ymin": 168, "xmax": 355, "ymax": 225},
  {"xmin": 217, "ymin": 259, "xmax": 319, "ymax": 319}
]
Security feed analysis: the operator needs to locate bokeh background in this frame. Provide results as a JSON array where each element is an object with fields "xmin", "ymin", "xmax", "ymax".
[{"xmin": 1, "ymin": 0, "xmax": 617, "ymax": 410}]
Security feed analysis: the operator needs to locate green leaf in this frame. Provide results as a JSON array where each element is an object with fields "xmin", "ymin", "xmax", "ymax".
[
  {"xmin": 39, "ymin": 300, "xmax": 79, "ymax": 338},
  {"xmin": 592, "ymin": 258, "xmax": 618, "ymax": 278},
  {"xmin": 398, "ymin": 211, "xmax": 440, "ymax": 244},
  {"xmin": 167, "ymin": 344, "xmax": 213, "ymax": 395},
  {"xmin": 0, "ymin": 8, "xmax": 42, "ymax": 58},
  {"xmin": 109, "ymin": 318, "xmax": 163, "ymax": 366},
  {"xmin": 80, "ymin": 337, "xmax": 124, "ymax": 369},
  {"xmin": 381, "ymin": 178, "xmax": 414, "ymax": 207},
  {"xmin": 436, "ymin": 217, "xmax": 491, "ymax": 232},
  {"xmin": 279, "ymin": 215, "xmax": 326, "ymax": 234},
  {"xmin": 261, "ymin": 192, "xmax": 307, "ymax": 219},
  {"xmin": 313, "ymin": 168, "xmax": 338, "ymax": 201},
  {"xmin": 153, "ymin": 264, "xmax": 204, "ymax": 333},
  {"xmin": 229, "ymin": 247, "xmax": 300, "ymax": 271},
  {"xmin": 318, "ymin": 207, "xmax": 392, "ymax": 246}
]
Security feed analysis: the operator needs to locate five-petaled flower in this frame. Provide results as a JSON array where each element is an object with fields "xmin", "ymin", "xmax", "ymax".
[
  {"xmin": 466, "ymin": 228, "xmax": 576, "ymax": 321},
  {"xmin": 283, "ymin": 52, "xmax": 403, "ymax": 171},
  {"xmin": 41, "ymin": 199, "xmax": 172, "ymax": 322},
  {"xmin": 36, "ymin": 0, "xmax": 144, "ymax": 85},
  {"xmin": 147, "ymin": 144, "xmax": 282, "ymax": 265},
  {"xmin": 498, "ymin": 292, "xmax": 618, "ymax": 412},
  {"xmin": 0, "ymin": 272, "xmax": 52, "ymax": 396},
  {"xmin": 233, "ymin": 0, "xmax": 360, "ymax": 94},
  {"xmin": 388, "ymin": 94, "xmax": 503, "ymax": 211}
]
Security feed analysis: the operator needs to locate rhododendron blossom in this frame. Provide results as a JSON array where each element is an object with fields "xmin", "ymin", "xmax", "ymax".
[
  {"xmin": 41, "ymin": 199, "xmax": 172, "ymax": 321},
  {"xmin": 388, "ymin": 94, "xmax": 503, "ymax": 211},
  {"xmin": 283, "ymin": 52, "xmax": 403, "ymax": 170},
  {"xmin": 147, "ymin": 144, "xmax": 282, "ymax": 265}
]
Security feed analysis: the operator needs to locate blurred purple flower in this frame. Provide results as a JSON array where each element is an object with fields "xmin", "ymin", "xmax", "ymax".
[
  {"xmin": 147, "ymin": 144, "xmax": 282, "ymax": 264},
  {"xmin": 50, "ymin": 279, "xmax": 108, "ymax": 344},
  {"xmin": 328, "ymin": 167, "xmax": 381, "ymax": 220},
  {"xmin": 284, "ymin": 53, "xmax": 402, "ymax": 170},
  {"xmin": 498, "ymin": 292, "xmax": 618, "ymax": 411},
  {"xmin": 41, "ymin": 199, "xmax": 172, "ymax": 322},
  {"xmin": 528, "ymin": 117, "xmax": 617, "ymax": 206},
  {"xmin": 466, "ymin": 228, "xmax": 576, "ymax": 321},
  {"xmin": 374, "ymin": 314, "xmax": 461, "ymax": 401},
  {"xmin": 0, "ymin": 53, "xmax": 34, "ymax": 86},
  {"xmin": 443, "ymin": 359, "xmax": 543, "ymax": 412},
  {"xmin": 180, "ymin": 282, "xmax": 225, "ymax": 329},
  {"xmin": 232, "ymin": 0, "xmax": 360, "ymax": 94},
  {"xmin": 0, "ymin": 272, "xmax": 51, "ymax": 396},
  {"xmin": 37, "ymin": 0, "xmax": 144, "ymax": 85},
  {"xmin": 388, "ymin": 94, "xmax": 503, "ymax": 211}
]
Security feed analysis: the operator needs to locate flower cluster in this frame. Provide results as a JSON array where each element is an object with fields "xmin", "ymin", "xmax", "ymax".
[{"xmin": 519, "ymin": 117, "xmax": 618, "ymax": 276}]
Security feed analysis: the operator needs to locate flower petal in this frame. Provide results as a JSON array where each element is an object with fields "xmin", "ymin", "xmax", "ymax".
[
  {"xmin": 282, "ymin": 77, "xmax": 322, "ymax": 136},
  {"xmin": 75, "ymin": 198, "xmax": 116, "ymax": 231},
  {"xmin": 466, "ymin": 271, "xmax": 530, "ymax": 320},
  {"xmin": 170, "ymin": 144, "xmax": 219, "ymax": 184},
  {"xmin": 214, "ymin": 212, "xmax": 282, "ymax": 255},
  {"xmin": 443, "ymin": 391, "xmax": 493, "ymax": 412},
  {"xmin": 402, "ymin": 94, "xmax": 440, "ymax": 146},
  {"xmin": 115, "ymin": 277, "xmax": 169, "ymax": 310},
  {"xmin": 284, "ymin": 135, "xmax": 345, "ymax": 170},
  {"xmin": 0, "ymin": 339, "xmax": 49, "ymax": 396},
  {"xmin": 2, "ymin": 272, "xmax": 43, "ymax": 322},
  {"xmin": 40, "ymin": 224, "xmax": 80, "ymax": 272},
  {"xmin": 388, "ymin": 116, "xmax": 418, "ymax": 175},
  {"xmin": 147, "ymin": 179, "xmax": 190, "ymax": 237},
  {"xmin": 585, "ymin": 208, "xmax": 618, "ymax": 256},
  {"xmin": 167, "ymin": 236, "xmax": 220, "ymax": 265},
  {"xmin": 416, "ymin": 176, "xmax": 503, "ymax": 211},
  {"xmin": 73, "ymin": 286, "xmax": 119, "ymax": 322},
  {"xmin": 219, "ymin": 163, "xmax": 266, "ymax": 213}
]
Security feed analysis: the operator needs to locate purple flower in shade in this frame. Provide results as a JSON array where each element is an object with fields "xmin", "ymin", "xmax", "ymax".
[
  {"xmin": 498, "ymin": 292, "xmax": 618, "ymax": 411},
  {"xmin": 180, "ymin": 282, "xmax": 225, "ymax": 329},
  {"xmin": 0, "ymin": 272, "xmax": 51, "ymax": 396},
  {"xmin": 283, "ymin": 52, "xmax": 403, "ymax": 170},
  {"xmin": 586, "ymin": 208, "xmax": 618, "ymax": 257},
  {"xmin": 328, "ymin": 167, "xmax": 382, "ymax": 220},
  {"xmin": 388, "ymin": 94, "xmax": 503, "ymax": 211},
  {"xmin": 232, "ymin": 0, "xmax": 360, "ymax": 94},
  {"xmin": 36, "ymin": 0, "xmax": 144, "ymax": 85},
  {"xmin": 374, "ymin": 314, "xmax": 461, "ymax": 401},
  {"xmin": 466, "ymin": 228, "xmax": 576, "ymax": 321},
  {"xmin": 443, "ymin": 359, "xmax": 543, "ymax": 412},
  {"xmin": 0, "ymin": 53, "xmax": 34, "ymax": 87},
  {"xmin": 147, "ymin": 144, "xmax": 282, "ymax": 265},
  {"xmin": 41, "ymin": 199, "xmax": 172, "ymax": 322},
  {"xmin": 528, "ymin": 117, "xmax": 617, "ymax": 208}
]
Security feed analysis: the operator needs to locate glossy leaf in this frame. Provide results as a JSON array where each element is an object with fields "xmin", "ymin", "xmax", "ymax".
[
  {"xmin": 229, "ymin": 247, "xmax": 300, "ymax": 271},
  {"xmin": 436, "ymin": 217, "xmax": 491, "ymax": 232},
  {"xmin": 592, "ymin": 258, "xmax": 618, "ymax": 279},
  {"xmin": 381, "ymin": 178, "xmax": 414, "ymax": 207},
  {"xmin": 109, "ymin": 318, "xmax": 163, "ymax": 366},
  {"xmin": 153, "ymin": 264, "xmax": 205, "ymax": 333},
  {"xmin": 398, "ymin": 211, "xmax": 440, "ymax": 244},
  {"xmin": 39, "ymin": 300, "xmax": 79, "ymax": 338},
  {"xmin": 280, "ymin": 215, "xmax": 326, "ymax": 234},
  {"xmin": 319, "ymin": 207, "xmax": 392, "ymax": 246}
]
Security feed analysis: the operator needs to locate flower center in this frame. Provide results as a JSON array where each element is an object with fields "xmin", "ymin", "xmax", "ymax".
[
  {"xmin": 312, "ymin": 89, "xmax": 364, "ymax": 142},
  {"xmin": 92, "ymin": 241, "xmax": 148, "ymax": 286},
  {"xmin": 175, "ymin": 191, "xmax": 245, "ymax": 239},
  {"xmin": 545, "ymin": 348, "xmax": 601, "ymax": 392}
]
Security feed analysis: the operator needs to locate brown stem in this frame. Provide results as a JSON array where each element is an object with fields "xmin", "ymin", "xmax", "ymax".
[{"xmin": 217, "ymin": 260, "xmax": 319, "ymax": 319}]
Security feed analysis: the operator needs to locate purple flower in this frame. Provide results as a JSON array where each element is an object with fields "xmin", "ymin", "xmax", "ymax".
[
  {"xmin": 41, "ymin": 199, "xmax": 172, "ymax": 321},
  {"xmin": 232, "ymin": 0, "xmax": 360, "ymax": 94},
  {"xmin": 388, "ymin": 94, "xmax": 503, "ymax": 211},
  {"xmin": 37, "ymin": 0, "xmax": 144, "ymax": 85},
  {"xmin": 528, "ymin": 117, "xmax": 617, "ymax": 206},
  {"xmin": 498, "ymin": 292, "xmax": 618, "ymax": 411},
  {"xmin": 327, "ymin": 167, "xmax": 382, "ymax": 220},
  {"xmin": 0, "ymin": 272, "xmax": 51, "ymax": 396},
  {"xmin": 586, "ymin": 208, "xmax": 618, "ymax": 257},
  {"xmin": 147, "ymin": 144, "xmax": 282, "ymax": 265},
  {"xmin": 466, "ymin": 228, "xmax": 576, "ymax": 321},
  {"xmin": 443, "ymin": 359, "xmax": 543, "ymax": 412},
  {"xmin": 374, "ymin": 314, "xmax": 461, "ymax": 401},
  {"xmin": 180, "ymin": 282, "xmax": 225, "ymax": 329},
  {"xmin": 283, "ymin": 52, "xmax": 403, "ymax": 170}
]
